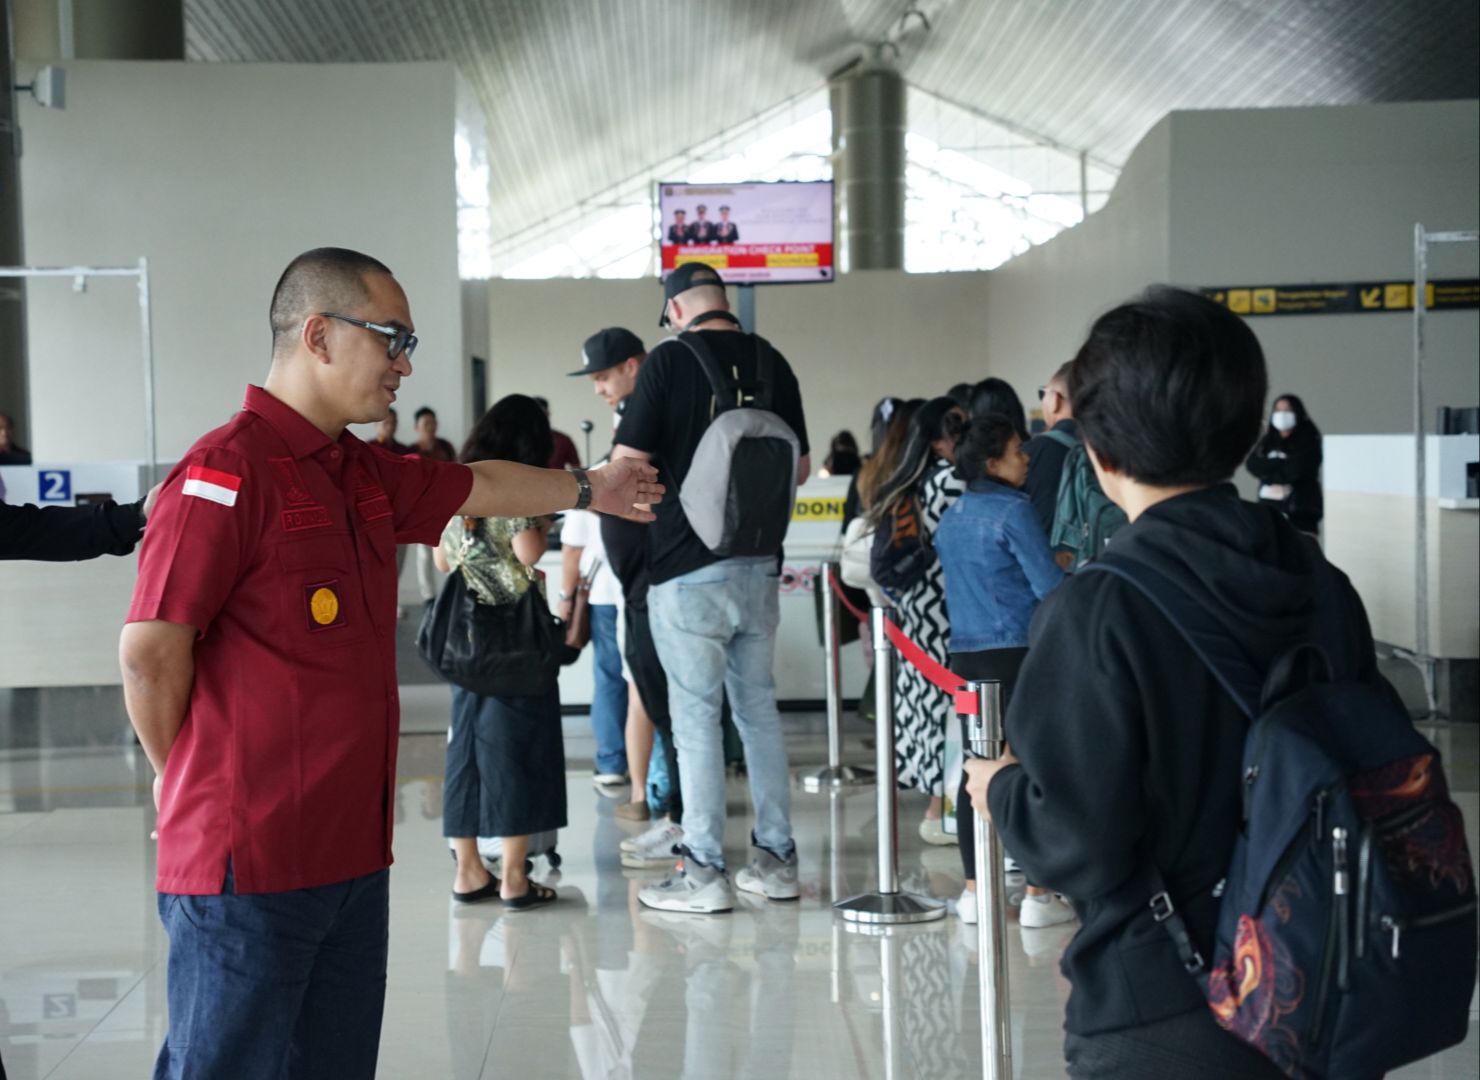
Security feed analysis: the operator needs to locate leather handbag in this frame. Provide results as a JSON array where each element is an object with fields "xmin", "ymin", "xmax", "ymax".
[
  {"xmin": 417, "ymin": 564, "xmax": 564, "ymax": 698},
  {"xmin": 563, "ymin": 559, "xmax": 601, "ymax": 652}
]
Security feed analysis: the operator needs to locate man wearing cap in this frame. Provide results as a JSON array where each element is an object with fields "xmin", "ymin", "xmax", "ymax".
[
  {"xmin": 666, "ymin": 210, "xmax": 689, "ymax": 246},
  {"xmin": 612, "ymin": 263, "xmax": 810, "ymax": 915},
  {"xmin": 688, "ymin": 204, "xmax": 717, "ymax": 245},
  {"xmin": 118, "ymin": 247, "xmax": 662, "ymax": 1079},
  {"xmin": 570, "ymin": 330, "xmax": 686, "ymax": 854},
  {"xmin": 714, "ymin": 205, "xmax": 739, "ymax": 245}
]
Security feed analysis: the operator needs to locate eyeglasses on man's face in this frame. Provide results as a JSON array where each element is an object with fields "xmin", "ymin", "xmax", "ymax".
[{"xmin": 319, "ymin": 312, "xmax": 418, "ymax": 361}]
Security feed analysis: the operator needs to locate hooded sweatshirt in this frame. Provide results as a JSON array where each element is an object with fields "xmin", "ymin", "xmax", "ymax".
[{"xmin": 987, "ymin": 484, "xmax": 1388, "ymax": 1036}]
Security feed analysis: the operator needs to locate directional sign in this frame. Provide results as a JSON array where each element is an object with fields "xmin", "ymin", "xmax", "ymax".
[{"xmin": 1201, "ymin": 278, "xmax": 1479, "ymax": 317}]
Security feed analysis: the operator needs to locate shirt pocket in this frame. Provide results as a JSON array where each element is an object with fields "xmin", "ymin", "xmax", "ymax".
[{"xmin": 275, "ymin": 534, "xmax": 367, "ymax": 652}]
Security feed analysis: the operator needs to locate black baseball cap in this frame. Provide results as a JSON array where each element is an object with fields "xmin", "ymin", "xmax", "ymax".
[
  {"xmin": 659, "ymin": 263, "xmax": 726, "ymax": 327},
  {"xmin": 569, "ymin": 327, "xmax": 645, "ymax": 376}
]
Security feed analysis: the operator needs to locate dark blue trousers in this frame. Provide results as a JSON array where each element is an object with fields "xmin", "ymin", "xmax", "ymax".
[{"xmin": 154, "ymin": 865, "xmax": 390, "ymax": 1080}]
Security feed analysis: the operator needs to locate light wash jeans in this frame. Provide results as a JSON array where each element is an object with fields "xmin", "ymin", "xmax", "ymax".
[
  {"xmin": 589, "ymin": 603, "xmax": 629, "ymax": 776},
  {"xmin": 647, "ymin": 556, "xmax": 793, "ymax": 869}
]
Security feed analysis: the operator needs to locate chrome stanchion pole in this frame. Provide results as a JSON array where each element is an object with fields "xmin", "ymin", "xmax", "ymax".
[
  {"xmin": 803, "ymin": 563, "xmax": 875, "ymax": 792},
  {"xmin": 834, "ymin": 605, "xmax": 945, "ymax": 925},
  {"xmin": 968, "ymin": 681, "xmax": 1013, "ymax": 1080}
]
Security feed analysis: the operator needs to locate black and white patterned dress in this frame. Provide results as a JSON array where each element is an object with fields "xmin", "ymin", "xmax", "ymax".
[{"xmin": 892, "ymin": 460, "xmax": 963, "ymax": 794}]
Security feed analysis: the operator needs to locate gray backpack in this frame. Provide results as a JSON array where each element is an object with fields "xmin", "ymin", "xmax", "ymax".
[{"xmin": 674, "ymin": 331, "xmax": 800, "ymax": 558}]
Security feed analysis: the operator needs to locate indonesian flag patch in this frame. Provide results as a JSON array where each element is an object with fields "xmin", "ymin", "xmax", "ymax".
[{"xmin": 182, "ymin": 465, "xmax": 242, "ymax": 507}]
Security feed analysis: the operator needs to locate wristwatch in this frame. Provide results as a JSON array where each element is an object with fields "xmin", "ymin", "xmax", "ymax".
[{"xmin": 570, "ymin": 468, "xmax": 592, "ymax": 512}]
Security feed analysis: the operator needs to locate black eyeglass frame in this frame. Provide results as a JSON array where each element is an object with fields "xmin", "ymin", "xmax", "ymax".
[{"xmin": 319, "ymin": 311, "xmax": 418, "ymax": 361}]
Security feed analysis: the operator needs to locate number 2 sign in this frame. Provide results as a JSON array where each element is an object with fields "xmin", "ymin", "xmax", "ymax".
[{"xmin": 38, "ymin": 469, "xmax": 72, "ymax": 503}]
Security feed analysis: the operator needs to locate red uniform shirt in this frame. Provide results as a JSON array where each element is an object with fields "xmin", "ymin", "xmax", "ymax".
[{"xmin": 128, "ymin": 386, "xmax": 473, "ymax": 894}]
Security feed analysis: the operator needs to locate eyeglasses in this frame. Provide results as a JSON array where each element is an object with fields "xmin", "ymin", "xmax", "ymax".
[{"xmin": 319, "ymin": 312, "xmax": 418, "ymax": 361}]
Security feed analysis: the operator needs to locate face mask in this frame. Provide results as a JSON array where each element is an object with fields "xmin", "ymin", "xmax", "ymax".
[{"xmin": 1271, "ymin": 410, "xmax": 1297, "ymax": 432}]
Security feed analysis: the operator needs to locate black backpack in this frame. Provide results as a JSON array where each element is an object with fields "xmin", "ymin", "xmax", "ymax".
[
  {"xmin": 1087, "ymin": 552, "xmax": 1477, "ymax": 1079},
  {"xmin": 869, "ymin": 487, "xmax": 935, "ymax": 601},
  {"xmin": 673, "ymin": 332, "xmax": 799, "ymax": 559}
]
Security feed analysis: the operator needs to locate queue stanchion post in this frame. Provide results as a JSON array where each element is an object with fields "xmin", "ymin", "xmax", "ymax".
[
  {"xmin": 833, "ymin": 605, "xmax": 945, "ymax": 925},
  {"xmin": 802, "ymin": 562, "xmax": 875, "ymax": 792},
  {"xmin": 967, "ymin": 680, "xmax": 1013, "ymax": 1080}
]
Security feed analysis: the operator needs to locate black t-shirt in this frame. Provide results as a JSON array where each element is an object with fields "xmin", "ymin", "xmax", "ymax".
[{"xmin": 617, "ymin": 329, "xmax": 809, "ymax": 585}]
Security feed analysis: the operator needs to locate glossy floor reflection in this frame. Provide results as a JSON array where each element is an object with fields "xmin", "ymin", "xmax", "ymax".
[{"xmin": 0, "ymin": 715, "xmax": 1476, "ymax": 1079}]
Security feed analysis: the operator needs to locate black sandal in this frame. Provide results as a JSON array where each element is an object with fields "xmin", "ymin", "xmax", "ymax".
[
  {"xmin": 452, "ymin": 876, "xmax": 502, "ymax": 904},
  {"xmin": 502, "ymin": 881, "xmax": 558, "ymax": 912}
]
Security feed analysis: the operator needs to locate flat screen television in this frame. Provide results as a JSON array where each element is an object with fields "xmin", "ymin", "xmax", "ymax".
[{"xmin": 657, "ymin": 180, "xmax": 835, "ymax": 286}]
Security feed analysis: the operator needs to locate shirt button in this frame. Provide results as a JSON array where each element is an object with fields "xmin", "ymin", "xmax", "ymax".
[{"xmin": 330, "ymin": 449, "xmax": 341, "ymax": 460}]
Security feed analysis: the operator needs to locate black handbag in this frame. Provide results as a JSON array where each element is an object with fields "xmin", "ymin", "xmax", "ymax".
[{"xmin": 417, "ymin": 565, "xmax": 564, "ymax": 698}]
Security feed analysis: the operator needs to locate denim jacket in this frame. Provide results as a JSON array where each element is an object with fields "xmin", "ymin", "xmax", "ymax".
[{"xmin": 934, "ymin": 478, "xmax": 1065, "ymax": 652}]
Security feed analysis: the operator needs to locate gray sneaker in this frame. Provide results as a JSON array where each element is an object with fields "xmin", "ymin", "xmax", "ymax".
[
  {"xmin": 735, "ymin": 843, "xmax": 800, "ymax": 901},
  {"xmin": 638, "ymin": 856, "xmax": 735, "ymax": 914}
]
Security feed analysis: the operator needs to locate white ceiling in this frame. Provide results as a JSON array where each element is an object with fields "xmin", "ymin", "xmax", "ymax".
[{"xmin": 185, "ymin": 0, "xmax": 1480, "ymax": 245}]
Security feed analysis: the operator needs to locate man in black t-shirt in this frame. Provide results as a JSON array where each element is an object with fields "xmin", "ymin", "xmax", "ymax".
[
  {"xmin": 613, "ymin": 264, "xmax": 810, "ymax": 915},
  {"xmin": 1022, "ymin": 360, "xmax": 1079, "ymax": 544}
]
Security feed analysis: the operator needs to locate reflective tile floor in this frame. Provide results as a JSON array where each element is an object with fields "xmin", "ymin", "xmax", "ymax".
[{"xmin": 0, "ymin": 690, "xmax": 1476, "ymax": 1079}]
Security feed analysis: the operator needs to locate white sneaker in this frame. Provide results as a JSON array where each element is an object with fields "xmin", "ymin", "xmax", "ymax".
[
  {"xmin": 919, "ymin": 816, "xmax": 954, "ymax": 846},
  {"xmin": 735, "ymin": 844, "xmax": 800, "ymax": 901},
  {"xmin": 956, "ymin": 887, "xmax": 978, "ymax": 925},
  {"xmin": 593, "ymin": 772, "xmax": 630, "ymax": 792},
  {"xmin": 638, "ymin": 857, "xmax": 735, "ymax": 914},
  {"xmin": 621, "ymin": 818, "xmax": 675, "ymax": 853},
  {"xmin": 1019, "ymin": 892, "xmax": 1076, "ymax": 929},
  {"xmin": 620, "ymin": 822, "xmax": 685, "ymax": 868}
]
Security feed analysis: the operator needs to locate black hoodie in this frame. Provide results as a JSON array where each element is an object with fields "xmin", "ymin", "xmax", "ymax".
[{"xmin": 987, "ymin": 484, "xmax": 1388, "ymax": 1036}]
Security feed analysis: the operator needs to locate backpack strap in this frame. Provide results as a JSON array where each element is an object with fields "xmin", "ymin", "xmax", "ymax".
[
  {"xmin": 1082, "ymin": 552, "xmax": 1263, "ymax": 720},
  {"xmin": 675, "ymin": 331, "xmax": 737, "ymax": 415},
  {"xmin": 1044, "ymin": 427, "xmax": 1077, "ymax": 451},
  {"xmin": 674, "ymin": 331, "xmax": 776, "ymax": 416}
]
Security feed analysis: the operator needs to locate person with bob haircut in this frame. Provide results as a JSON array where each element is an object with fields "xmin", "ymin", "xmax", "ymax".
[{"xmin": 963, "ymin": 287, "xmax": 1391, "ymax": 1078}]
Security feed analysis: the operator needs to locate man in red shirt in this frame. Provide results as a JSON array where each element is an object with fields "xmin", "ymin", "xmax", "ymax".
[{"xmin": 119, "ymin": 248, "xmax": 661, "ymax": 1080}]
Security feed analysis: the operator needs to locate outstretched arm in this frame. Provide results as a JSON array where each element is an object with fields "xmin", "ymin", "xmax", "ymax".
[{"xmin": 457, "ymin": 458, "xmax": 663, "ymax": 522}]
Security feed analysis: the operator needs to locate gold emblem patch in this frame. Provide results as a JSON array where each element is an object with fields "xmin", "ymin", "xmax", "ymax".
[{"xmin": 310, "ymin": 587, "xmax": 340, "ymax": 626}]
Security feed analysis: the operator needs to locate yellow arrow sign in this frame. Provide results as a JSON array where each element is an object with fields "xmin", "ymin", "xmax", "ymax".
[{"xmin": 1359, "ymin": 287, "xmax": 1382, "ymax": 309}]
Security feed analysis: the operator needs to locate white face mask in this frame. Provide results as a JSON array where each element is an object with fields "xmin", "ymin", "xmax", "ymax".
[{"xmin": 1271, "ymin": 410, "xmax": 1297, "ymax": 432}]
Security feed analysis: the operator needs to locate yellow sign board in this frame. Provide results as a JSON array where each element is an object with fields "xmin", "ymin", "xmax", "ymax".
[
  {"xmin": 792, "ymin": 496, "xmax": 845, "ymax": 522},
  {"xmin": 1202, "ymin": 279, "xmax": 1477, "ymax": 317}
]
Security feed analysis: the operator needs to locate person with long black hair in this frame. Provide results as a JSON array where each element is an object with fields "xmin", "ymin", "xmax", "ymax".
[
  {"xmin": 969, "ymin": 377, "xmax": 1029, "ymax": 440},
  {"xmin": 1244, "ymin": 393, "xmax": 1323, "ymax": 534},
  {"xmin": 435, "ymin": 394, "xmax": 566, "ymax": 911},
  {"xmin": 864, "ymin": 396, "xmax": 967, "ymax": 844}
]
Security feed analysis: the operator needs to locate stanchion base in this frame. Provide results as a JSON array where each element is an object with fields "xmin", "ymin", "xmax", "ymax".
[
  {"xmin": 799, "ymin": 764, "xmax": 877, "ymax": 793},
  {"xmin": 833, "ymin": 891, "xmax": 946, "ymax": 925}
]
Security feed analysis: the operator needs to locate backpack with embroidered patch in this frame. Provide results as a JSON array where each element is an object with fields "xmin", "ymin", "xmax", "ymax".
[
  {"xmin": 1086, "ymin": 552, "xmax": 1477, "ymax": 1080},
  {"xmin": 674, "ymin": 331, "xmax": 800, "ymax": 559}
]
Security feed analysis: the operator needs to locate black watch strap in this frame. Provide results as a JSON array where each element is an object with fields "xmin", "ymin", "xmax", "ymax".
[{"xmin": 571, "ymin": 468, "xmax": 592, "ymax": 512}]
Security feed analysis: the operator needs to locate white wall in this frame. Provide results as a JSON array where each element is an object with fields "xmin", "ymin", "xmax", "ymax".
[
  {"xmin": 983, "ymin": 118, "xmax": 1174, "ymax": 400},
  {"xmin": 18, "ymin": 60, "xmax": 468, "ymax": 462},
  {"xmin": 981, "ymin": 101, "xmax": 1479, "ymax": 439},
  {"xmin": 487, "ymin": 271, "xmax": 997, "ymax": 461},
  {"xmin": 1169, "ymin": 101, "xmax": 1480, "ymax": 435}
]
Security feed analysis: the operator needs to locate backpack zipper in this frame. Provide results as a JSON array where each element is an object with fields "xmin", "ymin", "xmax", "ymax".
[
  {"xmin": 1333, "ymin": 827, "xmax": 1351, "ymax": 993},
  {"xmin": 1354, "ymin": 823, "xmax": 1373, "ymax": 960},
  {"xmin": 1258, "ymin": 787, "xmax": 1332, "ymax": 912},
  {"xmin": 1378, "ymin": 901, "xmax": 1479, "ymax": 960},
  {"xmin": 1308, "ymin": 826, "xmax": 1349, "ymax": 1046}
]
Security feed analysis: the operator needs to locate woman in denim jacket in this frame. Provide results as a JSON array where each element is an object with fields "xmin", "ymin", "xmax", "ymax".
[{"xmin": 935, "ymin": 412, "xmax": 1071, "ymax": 929}]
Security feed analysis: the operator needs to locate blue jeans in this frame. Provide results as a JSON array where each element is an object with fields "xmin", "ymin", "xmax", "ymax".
[
  {"xmin": 155, "ymin": 865, "xmax": 389, "ymax": 1080},
  {"xmin": 648, "ymin": 556, "xmax": 793, "ymax": 869},
  {"xmin": 590, "ymin": 603, "xmax": 628, "ymax": 775}
]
